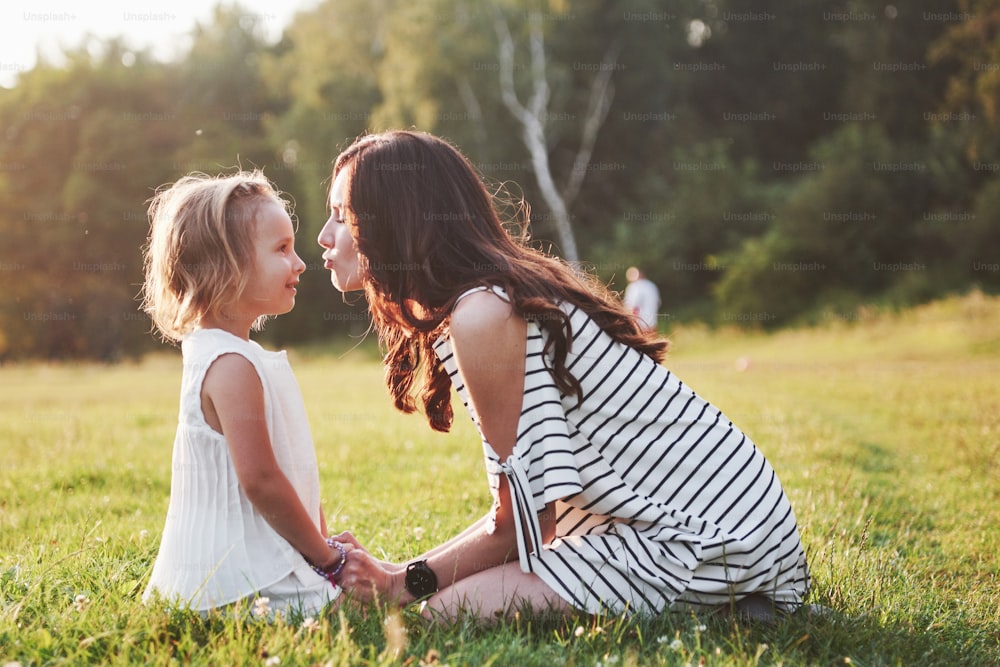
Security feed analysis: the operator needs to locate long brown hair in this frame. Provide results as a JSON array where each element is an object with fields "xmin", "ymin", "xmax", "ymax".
[{"xmin": 332, "ymin": 130, "xmax": 667, "ymax": 432}]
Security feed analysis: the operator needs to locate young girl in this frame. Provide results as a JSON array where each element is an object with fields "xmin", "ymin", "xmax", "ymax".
[
  {"xmin": 319, "ymin": 131, "xmax": 811, "ymax": 621},
  {"xmin": 140, "ymin": 171, "xmax": 343, "ymax": 618}
]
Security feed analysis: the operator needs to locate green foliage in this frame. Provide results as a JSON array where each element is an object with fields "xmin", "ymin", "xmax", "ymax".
[
  {"xmin": 713, "ymin": 121, "xmax": 989, "ymax": 326},
  {"xmin": 927, "ymin": 0, "xmax": 1000, "ymax": 161},
  {"xmin": 600, "ymin": 139, "xmax": 778, "ymax": 316},
  {"xmin": 1, "ymin": 0, "xmax": 995, "ymax": 358}
]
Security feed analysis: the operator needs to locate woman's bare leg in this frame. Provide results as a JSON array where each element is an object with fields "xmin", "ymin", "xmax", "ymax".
[{"xmin": 423, "ymin": 562, "xmax": 571, "ymax": 621}]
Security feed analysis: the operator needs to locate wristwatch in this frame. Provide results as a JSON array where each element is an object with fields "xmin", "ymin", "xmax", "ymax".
[{"xmin": 404, "ymin": 560, "xmax": 439, "ymax": 599}]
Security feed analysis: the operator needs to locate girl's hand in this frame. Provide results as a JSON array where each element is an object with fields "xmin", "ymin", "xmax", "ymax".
[
  {"xmin": 329, "ymin": 531, "xmax": 403, "ymax": 571},
  {"xmin": 329, "ymin": 531, "xmax": 364, "ymax": 551},
  {"xmin": 336, "ymin": 549, "xmax": 399, "ymax": 603}
]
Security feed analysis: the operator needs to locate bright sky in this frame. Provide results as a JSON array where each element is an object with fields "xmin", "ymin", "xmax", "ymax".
[{"xmin": 0, "ymin": 1, "xmax": 317, "ymax": 88}]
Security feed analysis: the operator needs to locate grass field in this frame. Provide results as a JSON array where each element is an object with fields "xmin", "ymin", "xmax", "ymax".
[{"xmin": 1, "ymin": 291, "xmax": 998, "ymax": 665}]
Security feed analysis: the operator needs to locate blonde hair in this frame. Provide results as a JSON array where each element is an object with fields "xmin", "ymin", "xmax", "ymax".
[{"xmin": 140, "ymin": 170, "xmax": 289, "ymax": 343}]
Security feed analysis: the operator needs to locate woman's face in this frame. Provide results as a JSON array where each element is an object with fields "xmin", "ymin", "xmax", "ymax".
[{"xmin": 318, "ymin": 168, "xmax": 364, "ymax": 293}]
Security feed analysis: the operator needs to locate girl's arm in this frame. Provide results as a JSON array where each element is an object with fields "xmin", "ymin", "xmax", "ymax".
[{"xmin": 202, "ymin": 353, "xmax": 341, "ymax": 572}]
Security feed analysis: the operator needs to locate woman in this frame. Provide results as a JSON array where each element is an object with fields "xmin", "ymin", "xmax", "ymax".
[{"xmin": 318, "ymin": 130, "xmax": 810, "ymax": 621}]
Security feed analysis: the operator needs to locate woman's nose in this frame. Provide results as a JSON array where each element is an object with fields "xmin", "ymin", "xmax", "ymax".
[{"xmin": 317, "ymin": 219, "xmax": 335, "ymax": 249}]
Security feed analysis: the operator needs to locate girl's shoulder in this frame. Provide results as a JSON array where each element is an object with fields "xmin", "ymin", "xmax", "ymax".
[
  {"xmin": 181, "ymin": 328, "xmax": 272, "ymax": 368},
  {"xmin": 184, "ymin": 328, "xmax": 273, "ymax": 352}
]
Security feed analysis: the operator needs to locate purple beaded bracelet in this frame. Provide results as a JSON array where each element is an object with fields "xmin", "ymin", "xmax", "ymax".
[{"xmin": 308, "ymin": 538, "xmax": 347, "ymax": 585}]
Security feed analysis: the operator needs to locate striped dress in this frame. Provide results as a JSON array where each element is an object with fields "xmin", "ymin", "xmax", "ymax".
[{"xmin": 432, "ymin": 286, "xmax": 810, "ymax": 615}]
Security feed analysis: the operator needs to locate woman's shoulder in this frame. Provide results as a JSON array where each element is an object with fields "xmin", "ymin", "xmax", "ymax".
[
  {"xmin": 446, "ymin": 287, "xmax": 528, "ymax": 361},
  {"xmin": 450, "ymin": 287, "xmax": 516, "ymax": 335}
]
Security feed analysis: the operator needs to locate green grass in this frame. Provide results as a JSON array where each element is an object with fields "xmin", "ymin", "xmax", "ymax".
[{"xmin": 1, "ymin": 291, "xmax": 998, "ymax": 665}]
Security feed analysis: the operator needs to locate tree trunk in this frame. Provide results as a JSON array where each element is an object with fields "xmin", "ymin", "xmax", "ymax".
[{"xmin": 494, "ymin": 8, "xmax": 618, "ymax": 264}]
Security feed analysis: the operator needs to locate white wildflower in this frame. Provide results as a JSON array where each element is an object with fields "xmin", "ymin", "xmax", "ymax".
[
  {"xmin": 670, "ymin": 638, "xmax": 684, "ymax": 651},
  {"xmin": 264, "ymin": 656, "xmax": 280, "ymax": 666},
  {"xmin": 253, "ymin": 596, "xmax": 271, "ymax": 618},
  {"xmin": 301, "ymin": 616, "xmax": 320, "ymax": 633},
  {"xmin": 72, "ymin": 594, "xmax": 90, "ymax": 612}
]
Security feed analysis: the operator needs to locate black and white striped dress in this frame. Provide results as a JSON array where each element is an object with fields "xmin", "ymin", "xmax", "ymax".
[{"xmin": 432, "ymin": 286, "xmax": 810, "ymax": 615}]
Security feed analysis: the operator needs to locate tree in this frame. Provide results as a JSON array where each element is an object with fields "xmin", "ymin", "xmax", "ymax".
[
  {"xmin": 928, "ymin": 0, "xmax": 1000, "ymax": 162},
  {"xmin": 0, "ymin": 0, "xmax": 995, "ymax": 357},
  {"xmin": 0, "ymin": 5, "xmax": 288, "ymax": 358},
  {"xmin": 493, "ymin": 5, "xmax": 619, "ymax": 262},
  {"xmin": 367, "ymin": 0, "xmax": 648, "ymax": 263},
  {"xmin": 258, "ymin": 0, "xmax": 390, "ymax": 342},
  {"xmin": 0, "ymin": 41, "xmax": 180, "ymax": 359}
]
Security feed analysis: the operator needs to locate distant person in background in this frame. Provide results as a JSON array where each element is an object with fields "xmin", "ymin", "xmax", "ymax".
[
  {"xmin": 623, "ymin": 266, "xmax": 660, "ymax": 332},
  {"xmin": 317, "ymin": 130, "xmax": 811, "ymax": 623},
  {"xmin": 140, "ymin": 171, "xmax": 342, "ymax": 618}
]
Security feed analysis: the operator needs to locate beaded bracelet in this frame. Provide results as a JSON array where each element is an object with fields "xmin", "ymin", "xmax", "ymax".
[{"xmin": 308, "ymin": 538, "xmax": 347, "ymax": 585}]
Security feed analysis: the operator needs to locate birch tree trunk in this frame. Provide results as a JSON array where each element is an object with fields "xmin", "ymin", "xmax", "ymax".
[{"xmin": 494, "ymin": 8, "xmax": 619, "ymax": 264}]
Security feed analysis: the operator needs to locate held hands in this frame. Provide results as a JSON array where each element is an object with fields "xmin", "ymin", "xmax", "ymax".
[{"xmin": 328, "ymin": 531, "xmax": 405, "ymax": 603}]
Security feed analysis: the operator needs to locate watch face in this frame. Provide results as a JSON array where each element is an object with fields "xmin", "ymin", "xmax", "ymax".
[{"xmin": 406, "ymin": 561, "xmax": 438, "ymax": 598}]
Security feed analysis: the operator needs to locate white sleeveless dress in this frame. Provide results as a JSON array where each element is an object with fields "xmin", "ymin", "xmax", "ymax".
[
  {"xmin": 432, "ymin": 286, "xmax": 810, "ymax": 615},
  {"xmin": 143, "ymin": 328, "xmax": 337, "ymax": 616}
]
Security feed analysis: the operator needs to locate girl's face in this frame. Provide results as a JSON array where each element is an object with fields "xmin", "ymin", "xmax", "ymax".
[
  {"xmin": 239, "ymin": 199, "xmax": 306, "ymax": 319},
  {"xmin": 318, "ymin": 168, "xmax": 363, "ymax": 293}
]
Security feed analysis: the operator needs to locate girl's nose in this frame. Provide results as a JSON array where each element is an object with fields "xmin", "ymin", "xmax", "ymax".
[{"xmin": 293, "ymin": 251, "xmax": 306, "ymax": 274}]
